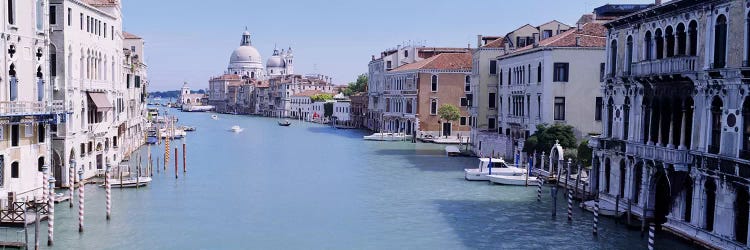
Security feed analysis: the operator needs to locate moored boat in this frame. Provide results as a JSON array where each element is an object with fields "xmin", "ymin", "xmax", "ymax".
[
  {"xmin": 580, "ymin": 200, "xmax": 625, "ymax": 217},
  {"xmin": 278, "ymin": 120, "xmax": 291, "ymax": 126},
  {"xmin": 363, "ymin": 132, "xmax": 406, "ymax": 141},
  {"xmin": 488, "ymin": 174, "xmax": 538, "ymax": 186},
  {"xmin": 102, "ymin": 177, "xmax": 152, "ymax": 188},
  {"xmin": 464, "ymin": 158, "xmax": 526, "ymax": 181}
]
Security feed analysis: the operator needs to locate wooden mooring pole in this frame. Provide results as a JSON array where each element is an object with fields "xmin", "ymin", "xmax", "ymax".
[
  {"xmin": 105, "ymin": 165, "xmax": 111, "ymax": 220},
  {"xmin": 182, "ymin": 137, "xmax": 187, "ymax": 173},
  {"xmin": 69, "ymin": 162, "xmax": 75, "ymax": 208},
  {"xmin": 174, "ymin": 147, "xmax": 179, "ymax": 179},
  {"xmin": 48, "ymin": 176, "xmax": 55, "ymax": 246},
  {"xmin": 78, "ymin": 169, "xmax": 84, "ymax": 233}
]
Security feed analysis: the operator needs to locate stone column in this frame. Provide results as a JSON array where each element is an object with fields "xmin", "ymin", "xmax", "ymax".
[
  {"xmin": 648, "ymin": 104, "xmax": 655, "ymax": 145},
  {"xmin": 679, "ymin": 107, "xmax": 688, "ymax": 150},
  {"xmin": 668, "ymin": 110, "xmax": 675, "ymax": 148},
  {"xmin": 673, "ymin": 34, "xmax": 679, "ymax": 57},
  {"xmin": 686, "ymin": 31, "xmax": 692, "ymax": 56},
  {"xmin": 657, "ymin": 108, "xmax": 664, "ymax": 146}
]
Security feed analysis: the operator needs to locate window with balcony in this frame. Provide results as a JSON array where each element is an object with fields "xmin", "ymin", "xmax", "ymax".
[
  {"xmin": 606, "ymin": 98, "xmax": 613, "ymax": 137},
  {"xmin": 713, "ymin": 15, "xmax": 727, "ymax": 69},
  {"xmin": 553, "ymin": 63, "xmax": 569, "ymax": 82},
  {"xmin": 677, "ymin": 23, "xmax": 686, "ymax": 56},
  {"xmin": 431, "ymin": 75, "xmax": 438, "ymax": 92},
  {"xmin": 609, "ymin": 40, "xmax": 617, "ymax": 76},
  {"xmin": 665, "ymin": 26, "xmax": 675, "ymax": 58},
  {"xmin": 709, "ymin": 97, "xmax": 723, "ymax": 154},
  {"xmin": 489, "ymin": 60, "xmax": 497, "ymax": 75},
  {"xmin": 623, "ymin": 97, "xmax": 630, "ymax": 140},
  {"xmin": 554, "ymin": 97, "xmax": 565, "ymax": 121},
  {"xmin": 655, "ymin": 29, "xmax": 664, "ymax": 59},
  {"xmin": 645, "ymin": 31, "xmax": 653, "ymax": 60},
  {"xmin": 595, "ymin": 97, "xmax": 603, "ymax": 121}
]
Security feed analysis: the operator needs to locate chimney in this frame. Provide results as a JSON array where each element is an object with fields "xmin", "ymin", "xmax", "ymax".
[
  {"xmin": 575, "ymin": 36, "xmax": 581, "ymax": 46},
  {"xmin": 477, "ymin": 35, "xmax": 482, "ymax": 47},
  {"xmin": 655, "ymin": 0, "xmax": 662, "ymax": 5},
  {"xmin": 533, "ymin": 33, "xmax": 539, "ymax": 47}
]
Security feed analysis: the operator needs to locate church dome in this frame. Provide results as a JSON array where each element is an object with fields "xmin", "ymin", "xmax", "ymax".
[
  {"xmin": 228, "ymin": 31, "xmax": 263, "ymax": 72},
  {"xmin": 266, "ymin": 49, "xmax": 285, "ymax": 68}
]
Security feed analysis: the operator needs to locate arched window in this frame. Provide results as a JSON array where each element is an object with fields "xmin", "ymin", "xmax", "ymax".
[
  {"xmin": 623, "ymin": 97, "xmax": 630, "ymax": 139},
  {"xmin": 714, "ymin": 15, "xmax": 728, "ymax": 68},
  {"xmin": 709, "ymin": 97, "xmax": 723, "ymax": 154},
  {"xmin": 431, "ymin": 75, "xmax": 438, "ymax": 92},
  {"xmin": 607, "ymin": 98, "xmax": 614, "ymax": 137},
  {"xmin": 742, "ymin": 97, "xmax": 750, "ymax": 160},
  {"xmin": 655, "ymin": 29, "xmax": 664, "ymax": 59},
  {"xmin": 604, "ymin": 158, "xmax": 611, "ymax": 194},
  {"xmin": 38, "ymin": 157, "xmax": 44, "ymax": 172},
  {"xmin": 37, "ymin": 66, "xmax": 44, "ymax": 101},
  {"xmin": 704, "ymin": 179, "xmax": 717, "ymax": 231},
  {"xmin": 609, "ymin": 40, "xmax": 617, "ymax": 74},
  {"xmin": 676, "ymin": 23, "xmax": 686, "ymax": 55},
  {"xmin": 689, "ymin": 21, "xmax": 698, "ymax": 56},
  {"xmin": 619, "ymin": 159, "xmax": 626, "ymax": 198},
  {"xmin": 626, "ymin": 36, "xmax": 633, "ymax": 73},
  {"xmin": 665, "ymin": 26, "xmax": 675, "ymax": 57},
  {"xmin": 633, "ymin": 162, "xmax": 642, "ymax": 204},
  {"xmin": 645, "ymin": 31, "xmax": 653, "ymax": 60},
  {"xmin": 10, "ymin": 162, "xmax": 19, "ymax": 178}
]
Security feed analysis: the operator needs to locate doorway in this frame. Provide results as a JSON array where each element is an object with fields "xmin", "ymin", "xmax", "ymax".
[{"xmin": 442, "ymin": 122, "xmax": 452, "ymax": 137}]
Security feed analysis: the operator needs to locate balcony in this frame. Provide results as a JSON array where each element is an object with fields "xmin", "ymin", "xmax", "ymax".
[
  {"xmin": 630, "ymin": 56, "xmax": 698, "ymax": 77},
  {"xmin": 505, "ymin": 115, "xmax": 527, "ymax": 125},
  {"xmin": 0, "ymin": 100, "xmax": 66, "ymax": 116},
  {"xmin": 625, "ymin": 142, "xmax": 692, "ymax": 165}
]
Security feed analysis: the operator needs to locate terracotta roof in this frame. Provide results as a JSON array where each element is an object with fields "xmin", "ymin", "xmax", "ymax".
[
  {"xmin": 292, "ymin": 90, "xmax": 322, "ymax": 97},
  {"xmin": 512, "ymin": 22, "xmax": 606, "ymax": 54},
  {"xmin": 210, "ymin": 74, "xmax": 242, "ymax": 81},
  {"xmin": 82, "ymin": 0, "xmax": 118, "ymax": 7},
  {"xmin": 392, "ymin": 53, "xmax": 472, "ymax": 72},
  {"xmin": 123, "ymin": 32, "xmax": 141, "ymax": 39},
  {"xmin": 482, "ymin": 38, "xmax": 506, "ymax": 48}
]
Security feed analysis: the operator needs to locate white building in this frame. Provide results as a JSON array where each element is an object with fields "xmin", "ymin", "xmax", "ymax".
[
  {"xmin": 266, "ymin": 47, "xmax": 293, "ymax": 76},
  {"xmin": 333, "ymin": 100, "xmax": 351, "ymax": 122},
  {"xmin": 0, "ymin": 0, "xmax": 66, "ymax": 201}
]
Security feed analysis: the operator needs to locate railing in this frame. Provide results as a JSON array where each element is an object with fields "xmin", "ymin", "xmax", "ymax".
[
  {"xmin": 626, "ymin": 142, "xmax": 692, "ymax": 165},
  {"xmin": 630, "ymin": 56, "xmax": 698, "ymax": 76},
  {"xmin": 0, "ymin": 100, "xmax": 66, "ymax": 116},
  {"xmin": 505, "ymin": 115, "xmax": 527, "ymax": 125}
]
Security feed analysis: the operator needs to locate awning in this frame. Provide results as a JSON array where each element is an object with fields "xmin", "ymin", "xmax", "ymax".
[{"xmin": 87, "ymin": 92, "xmax": 113, "ymax": 111}]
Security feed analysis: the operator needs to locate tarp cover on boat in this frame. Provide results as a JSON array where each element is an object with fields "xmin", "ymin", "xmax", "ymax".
[{"xmin": 87, "ymin": 92, "xmax": 113, "ymax": 111}]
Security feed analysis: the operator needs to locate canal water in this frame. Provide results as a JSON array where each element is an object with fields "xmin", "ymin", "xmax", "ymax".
[{"xmin": 35, "ymin": 109, "xmax": 699, "ymax": 249}]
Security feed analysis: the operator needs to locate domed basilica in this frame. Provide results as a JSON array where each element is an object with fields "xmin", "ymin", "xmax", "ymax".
[{"xmin": 227, "ymin": 30, "xmax": 294, "ymax": 79}]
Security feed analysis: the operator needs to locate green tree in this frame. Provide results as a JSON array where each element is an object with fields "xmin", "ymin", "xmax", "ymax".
[
  {"xmin": 522, "ymin": 124, "xmax": 577, "ymax": 154},
  {"xmin": 438, "ymin": 104, "xmax": 461, "ymax": 124},
  {"xmin": 311, "ymin": 93, "xmax": 334, "ymax": 102},
  {"xmin": 323, "ymin": 102, "xmax": 333, "ymax": 118},
  {"xmin": 577, "ymin": 140, "xmax": 593, "ymax": 167},
  {"xmin": 343, "ymin": 74, "xmax": 368, "ymax": 96}
]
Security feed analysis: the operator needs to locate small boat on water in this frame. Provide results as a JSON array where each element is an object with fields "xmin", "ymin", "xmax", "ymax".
[
  {"xmin": 159, "ymin": 128, "xmax": 186, "ymax": 139},
  {"xmin": 181, "ymin": 126, "xmax": 196, "ymax": 132},
  {"xmin": 211, "ymin": 114, "xmax": 219, "ymax": 120},
  {"xmin": 230, "ymin": 125, "xmax": 243, "ymax": 133},
  {"xmin": 278, "ymin": 120, "xmax": 291, "ymax": 126},
  {"xmin": 464, "ymin": 158, "xmax": 526, "ymax": 181},
  {"xmin": 488, "ymin": 174, "xmax": 538, "ymax": 186},
  {"xmin": 445, "ymin": 146, "xmax": 461, "ymax": 157},
  {"xmin": 363, "ymin": 132, "xmax": 406, "ymax": 141},
  {"xmin": 580, "ymin": 200, "xmax": 625, "ymax": 217},
  {"xmin": 102, "ymin": 177, "xmax": 152, "ymax": 188}
]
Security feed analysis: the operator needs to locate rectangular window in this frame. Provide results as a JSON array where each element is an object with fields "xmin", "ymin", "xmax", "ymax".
[
  {"xmin": 488, "ymin": 93, "xmax": 496, "ymax": 109},
  {"xmin": 386, "ymin": 61, "xmax": 392, "ymax": 69},
  {"xmin": 553, "ymin": 63, "xmax": 569, "ymax": 82},
  {"xmin": 104, "ymin": 22, "xmax": 107, "ymax": 37},
  {"xmin": 111, "ymin": 26, "xmax": 114, "ymax": 40},
  {"xmin": 24, "ymin": 124, "xmax": 32, "ymax": 138},
  {"xmin": 460, "ymin": 97, "xmax": 468, "ymax": 107},
  {"xmin": 135, "ymin": 75, "xmax": 141, "ymax": 88},
  {"xmin": 80, "ymin": 13, "xmax": 83, "ymax": 30},
  {"xmin": 499, "ymin": 69, "xmax": 503, "ymax": 85},
  {"xmin": 599, "ymin": 63, "xmax": 605, "ymax": 82},
  {"xmin": 543, "ymin": 30, "xmax": 553, "ymax": 39},
  {"xmin": 49, "ymin": 6, "xmax": 56, "ymax": 25},
  {"xmin": 554, "ymin": 97, "xmax": 566, "ymax": 120},
  {"xmin": 489, "ymin": 60, "xmax": 497, "ymax": 75},
  {"xmin": 126, "ymin": 74, "xmax": 132, "ymax": 88},
  {"xmin": 595, "ymin": 97, "xmax": 603, "ymax": 121},
  {"xmin": 488, "ymin": 118, "xmax": 496, "ymax": 130},
  {"xmin": 466, "ymin": 94, "xmax": 473, "ymax": 107},
  {"xmin": 38, "ymin": 124, "xmax": 45, "ymax": 143},
  {"xmin": 67, "ymin": 8, "xmax": 71, "ymax": 26},
  {"xmin": 86, "ymin": 16, "xmax": 89, "ymax": 32},
  {"xmin": 430, "ymin": 99, "xmax": 437, "ymax": 115},
  {"xmin": 10, "ymin": 125, "xmax": 18, "ymax": 147},
  {"xmin": 7, "ymin": 0, "xmax": 14, "ymax": 25},
  {"xmin": 460, "ymin": 117, "xmax": 467, "ymax": 126}
]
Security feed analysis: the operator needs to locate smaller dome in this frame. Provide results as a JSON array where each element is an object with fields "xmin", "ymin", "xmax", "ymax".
[{"xmin": 267, "ymin": 56, "xmax": 285, "ymax": 68}]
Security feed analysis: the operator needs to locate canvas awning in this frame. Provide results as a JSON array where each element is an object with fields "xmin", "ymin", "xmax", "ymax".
[{"xmin": 87, "ymin": 92, "xmax": 113, "ymax": 111}]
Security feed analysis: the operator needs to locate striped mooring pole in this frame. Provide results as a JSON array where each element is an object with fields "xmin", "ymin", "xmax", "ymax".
[
  {"xmin": 537, "ymin": 178, "xmax": 543, "ymax": 202},
  {"xmin": 648, "ymin": 223, "xmax": 655, "ymax": 250},
  {"xmin": 567, "ymin": 188, "xmax": 573, "ymax": 221},
  {"xmin": 69, "ymin": 161, "xmax": 75, "ymax": 208},
  {"xmin": 593, "ymin": 196, "xmax": 599, "ymax": 236},
  {"xmin": 42, "ymin": 166, "xmax": 49, "ymax": 204},
  {"xmin": 105, "ymin": 164, "xmax": 111, "ymax": 220},
  {"xmin": 78, "ymin": 168, "xmax": 84, "ymax": 233},
  {"xmin": 48, "ymin": 175, "xmax": 55, "ymax": 246}
]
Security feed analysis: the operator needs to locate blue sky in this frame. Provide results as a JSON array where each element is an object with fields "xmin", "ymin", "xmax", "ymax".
[{"xmin": 122, "ymin": 0, "xmax": 655, "ymax": 91}]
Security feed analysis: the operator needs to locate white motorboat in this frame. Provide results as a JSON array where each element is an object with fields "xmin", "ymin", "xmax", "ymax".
[
  {"xmin": 230, "ymin": 125, "xmax": 243, "ymax": 133},
  {"xmin": 464, "ymin": 158, "xmax": 527, "ymax": 181},
  {"xmin": 102, "ymin": 177, "xmax": 152, "ymax": 188},
  {"xmin": 488, "ymin": 174, "xmax": 538, "ymax": 186},
  {"xmin": 211, "ymin": 114, "xmax": 219, "ymax": 120},
  {"xmin": 363, "ymin": 132, "xmax": 406, "ymax": 141},
  {"xmin": 159, "ymin": 128, "xmax": 186, "ymax": 139},
  {"xmin": 580, "ymin": 200, "xmax": 625, "ymax": 217}
]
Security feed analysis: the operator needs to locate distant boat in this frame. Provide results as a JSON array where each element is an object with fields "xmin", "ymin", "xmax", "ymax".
[
  {"xmin": 278, "ymin": 120, "xmax": 291, "ymax": 126},
  {"xmin": 159, "ymin": 128, "xmax": 186, "ymax": 139},
  {"xmin": 363, "ymin": 132, "xmax": 406, "ymax": 141},
  {"xmin": 101, "ymin": 177, "xmax": 152, "ymax": 188},
  {"xmin": 230, "ymin": 125, "xmax": 243, "ymax": 133},
  {"xmin": 180, "ymin": 126, "xmax": 196, "ymax": 132},
  {"xmin": 488, "ymin": 174, "xmax": 538, "ymax": 186},
  {"xmin": 211, "ymin": 114, "xmax": 219, "ymax": 120}
]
